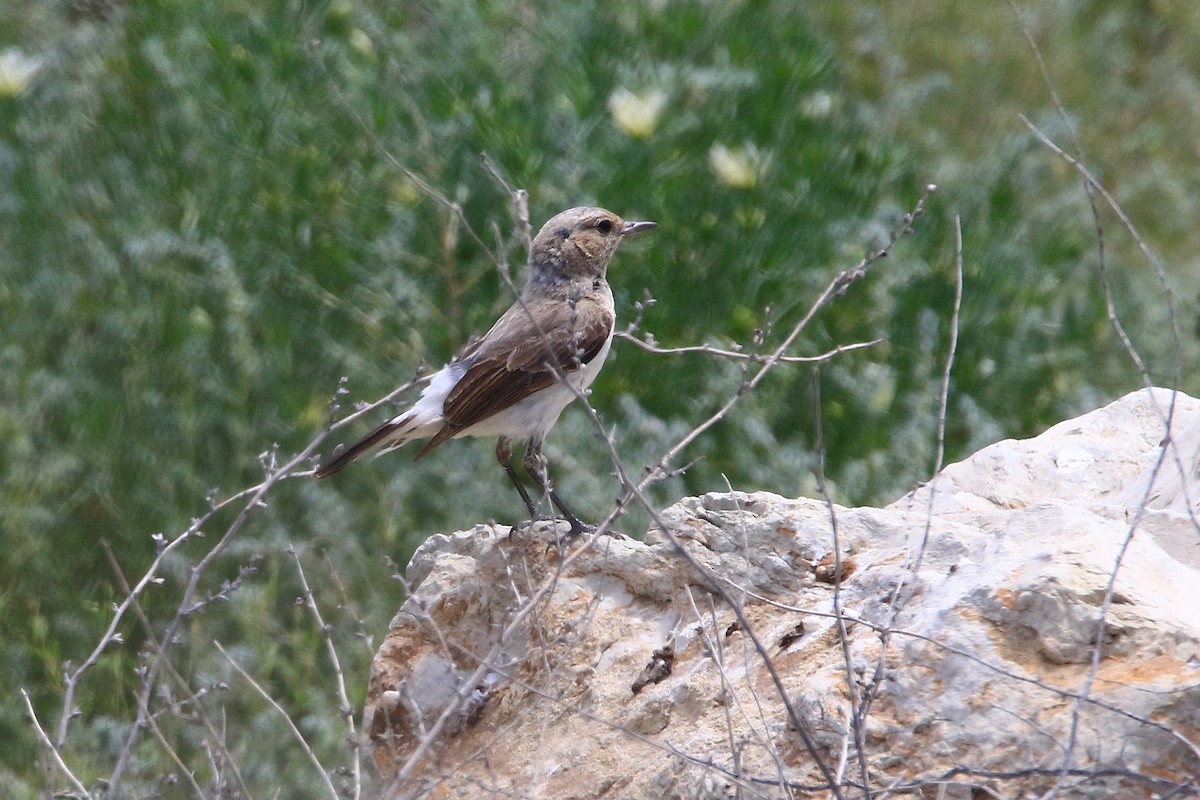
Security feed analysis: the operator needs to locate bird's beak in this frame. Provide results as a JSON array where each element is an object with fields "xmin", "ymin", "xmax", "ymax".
[{"xmin": 621, "ymin": 220, "xmax": 657, "ymax": 236}]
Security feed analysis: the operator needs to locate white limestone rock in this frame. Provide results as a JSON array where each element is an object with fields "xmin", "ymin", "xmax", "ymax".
[{"xmin": 365, "ymin": 388, "xmax": 1200, "ymax": 798}]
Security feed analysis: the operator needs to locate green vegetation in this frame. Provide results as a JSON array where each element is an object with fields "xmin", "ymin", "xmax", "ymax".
[{"xmin": 1, "ymin": 0, "xmax": 1195, "ymax": 795}]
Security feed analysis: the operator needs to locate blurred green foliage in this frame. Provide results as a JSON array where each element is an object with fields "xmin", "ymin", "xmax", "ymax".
[{"xmin": 1, "ymin": 0, "xmax": 1196, "ymax": 795}]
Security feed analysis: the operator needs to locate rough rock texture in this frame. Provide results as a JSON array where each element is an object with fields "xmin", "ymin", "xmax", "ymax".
[{"xmin": 365, "ymin": 388, "xmax": 1200, "ymax": 799}]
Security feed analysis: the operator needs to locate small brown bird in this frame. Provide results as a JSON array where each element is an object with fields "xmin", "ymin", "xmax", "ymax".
[{"xmin": 316, "ymin": 206, "xmax": 656, "ymax": 533}]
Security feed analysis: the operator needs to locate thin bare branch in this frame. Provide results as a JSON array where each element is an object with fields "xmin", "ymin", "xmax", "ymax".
[
  {"xmin": 105, "ymin": 444, "xmax": 321, "ymax": 792},
  {"xmin": 639, "ymin": 185, "xmax": 937, "ymax": 485},
  {"xmin": 714, "ymin": 575, "xmax": 1200, "ymax": 764},
  {"xmin": 811, "ymin": 368, "xmax": 872, "ymax": 799},
  {"xmin": 1010, "ymin": 17, "xmax": 1193, "ymax": 795},
  {"xmin": 100, "ymin": 539, "xmax": 254, "ymax": 800},
  {"xmin": 288, "ymin": 546, "xmax": 363, "ymax": 800},
  {"xmin": 215, "ymin": 640, "xmax": 341, "ymax": 800},
  {"xmin": 616, "ymin": 332, "xmax": 883, "ymax": 364},
  {"xmin": 58, "ymin": 436, "xmax": 323, "ymax": 752},
  {"xmin": 22, "ymin": 688, "xmax": 90, "ymax": 798},
  {"xmin": 479, "ymin": 152, "xmax": 532, "ymax": 258},
  {"xmin": 425, "ymin": 616, "xmax": 779, "ymax": 800},
  {"xmin": 1018, "ymin": 115, "xmax": 1181, "ymax": 386}
]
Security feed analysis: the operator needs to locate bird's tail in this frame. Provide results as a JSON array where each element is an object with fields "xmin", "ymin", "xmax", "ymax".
[{"xmin": 315, "ymin": 414, "xmax": 419, "ymax": 479}]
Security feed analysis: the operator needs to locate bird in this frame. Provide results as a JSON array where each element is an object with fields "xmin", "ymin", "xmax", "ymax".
[{"xmin": 315, "ymin": 206, "xmax": 657, "ymax": 534}]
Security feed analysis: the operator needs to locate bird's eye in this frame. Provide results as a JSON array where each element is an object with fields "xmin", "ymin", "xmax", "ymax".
[{"xmin": 596, "ymin": 219, "xmax": 614, "ymax": 234}]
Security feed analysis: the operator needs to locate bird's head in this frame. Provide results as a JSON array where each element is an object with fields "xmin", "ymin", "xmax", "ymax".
[{"xmin": 530, "ymin": 206, "xmax": 656, "ymax": 282}]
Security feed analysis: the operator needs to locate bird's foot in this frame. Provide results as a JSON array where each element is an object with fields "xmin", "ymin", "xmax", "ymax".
[
  {"xmin": 563, "ymin": 518, "xmax": 596, "ymax": 540},
  {"xmin": 551, "ymin": 517, "xmax": 595, "ymax": 554},
  {"xmin": 506, "ymin": 517, "xmax": 539, "ymax": 539},
  {"xmin": 506, "ymin": 515, "xmax": 595, "ymax": 547}
]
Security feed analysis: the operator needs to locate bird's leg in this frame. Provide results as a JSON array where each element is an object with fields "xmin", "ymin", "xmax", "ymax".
[
  {"xmin": 523, "ymin": 440, "xmax": 595, "ymax": 536},
  {"xmin": 496, "ymin": 437, "xmax": 538, "ymax": 519}
]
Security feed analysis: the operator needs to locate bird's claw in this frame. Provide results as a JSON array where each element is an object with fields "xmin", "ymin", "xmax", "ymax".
[{"xmin": 506, "ymin": 515, "xmax": 595, "ymax": 547}]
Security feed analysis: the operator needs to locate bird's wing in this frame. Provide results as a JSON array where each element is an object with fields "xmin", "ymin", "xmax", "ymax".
[{"xmin": 413, "ymin": 296, "xmax": 614, "ymax": 458}]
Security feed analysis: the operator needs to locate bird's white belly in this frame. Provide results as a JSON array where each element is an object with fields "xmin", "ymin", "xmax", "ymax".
[{"xmin": 458, "ymin": 333, "xmax": 613, "ymax": 441}]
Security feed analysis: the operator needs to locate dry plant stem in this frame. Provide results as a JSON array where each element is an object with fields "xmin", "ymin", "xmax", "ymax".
[
  {"xmin": 21, "ymin": 688, "xmax": 89, "ymax": 797},
  {"xmin": 717, "ymin": 577, "xmax": 1200, "ymax": 764},
  {"xmin": 419, "ymin": 600, "xmax": 605, "ymax": 798},
  {"xmin": 1013, "ymin": 23, "xmax": 1192, "ymax": 794},
  {"xmin": 1050, "ymin": 148, "xmax": 1199, "ymax": 791},
  {"xmin": 617, "ymin": 333, "xmax": 883, "ymax": 364},
  {"xmin": 526, "ymin": 597, "xmax": 586, "ymax": 795},
  {"xmin": 811, "ymin": 369, "xmax": 873, "ymax": 799},
  {"xmin": 1012, "ymin": 7, "xmax": 1190, "ymax": 474},
  {"xmin": 1050, "ymin": 418, "xmax": 1175, "ymax": 798},
  {"xmin": 140, "ymin": 703, "xmax": 208, "ymax": 800},
  {"xmin": 54, "ymin": 484, "xmax": 244, "ymax": 750},
  {"xmin": 482, "ymin": 550, "xmax": 575, "ymax": 795},
  {"xmin": 697, "ymin": 486, "xmax": 785, "ymax": 787},
  {"xmin": 1018, "ymin": 121, "xmax": 1139, "ymax": 367},
  {"xmin": 429, "ymin": 627, "xmax": 776, "ymax": 800},
  {"xmin": 104, "ymin": 444, "xmax": 326, "ymax": 793},
  {"xmin": 54, "ymin": 428, "xmax": 326, "ymax": 754},
  {"xmin": 1010, "ymin": 0, "xmax": 1182, "ymax": 384},
  {"xmin": 1018, "ymin": 116, "xmax": 1182, "ymax": 380},
  {"xmin": 479, "ymin": 151, "xmax": 533, "ymax": 256},
  {"xmin": 692, "ymin": 593, "xmax": 749, "ymax": 788},
  {"xmin": 1018, "ymin": 123, "xmax": 1199, "ymax": 527},
  {"xmin": 929, "ymin": 216, "xmax": 963, "ymax": 509},
  {"xmin": 709, "ymin": 478, "xmax": 793, "ymax": 788},
  {"xmin": 567, "ymin": 424, "xmax": 847, "ymax": 793},
  {"xmin": 861, "ymin": 214, "xmax": 965, "ymax": 730},
  {"xmin": 288, "ymin": 546, "xmax": 362, "ymax": 800},
  {"xmin": 100, "ymin": 540, "xmax": 254, "ymax": 800},
  {"xmin": 215, "ymin": 640, "xmax": 341, "ymax": 800},
  {"xmin": 321, "ymin": 550, "xmax": 378, "ymax": 659},
  {"xmin": 643, "ymin": 185, "xmax": 936, "ymax": 485},
  {"xmin": 317, "ymin": 59, "xmax": 509, "ymax": 271},
  {"xmin": 687, "ymin": 587, "xmax": 789, "ymax": 793}
]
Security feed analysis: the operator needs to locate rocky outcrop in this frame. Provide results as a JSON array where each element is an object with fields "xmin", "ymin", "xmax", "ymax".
[{"xmin": 363, "ymin": 388, "xmax": 1200, "ymax": 799}]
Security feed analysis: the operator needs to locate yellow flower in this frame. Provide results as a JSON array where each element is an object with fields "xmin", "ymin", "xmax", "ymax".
[
  {"xmin": 708, "ymin": 143, "xmax": 760, "ymax": 189},
  {"xmin": 349, "ymin": 29, "xmax": 375, "ymax": 58},
  {"xmin": 0, "ymin": 49, "xmax": 42, "ymax": 98},
  {"xmin": 607, "ymin": 87, "xmax": 667, "ymax": 139}
]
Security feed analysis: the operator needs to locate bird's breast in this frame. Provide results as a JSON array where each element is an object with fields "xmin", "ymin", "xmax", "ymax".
[{"xmin": 577, "ymin": 328, "xmax": 614, "ymax": 390}]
